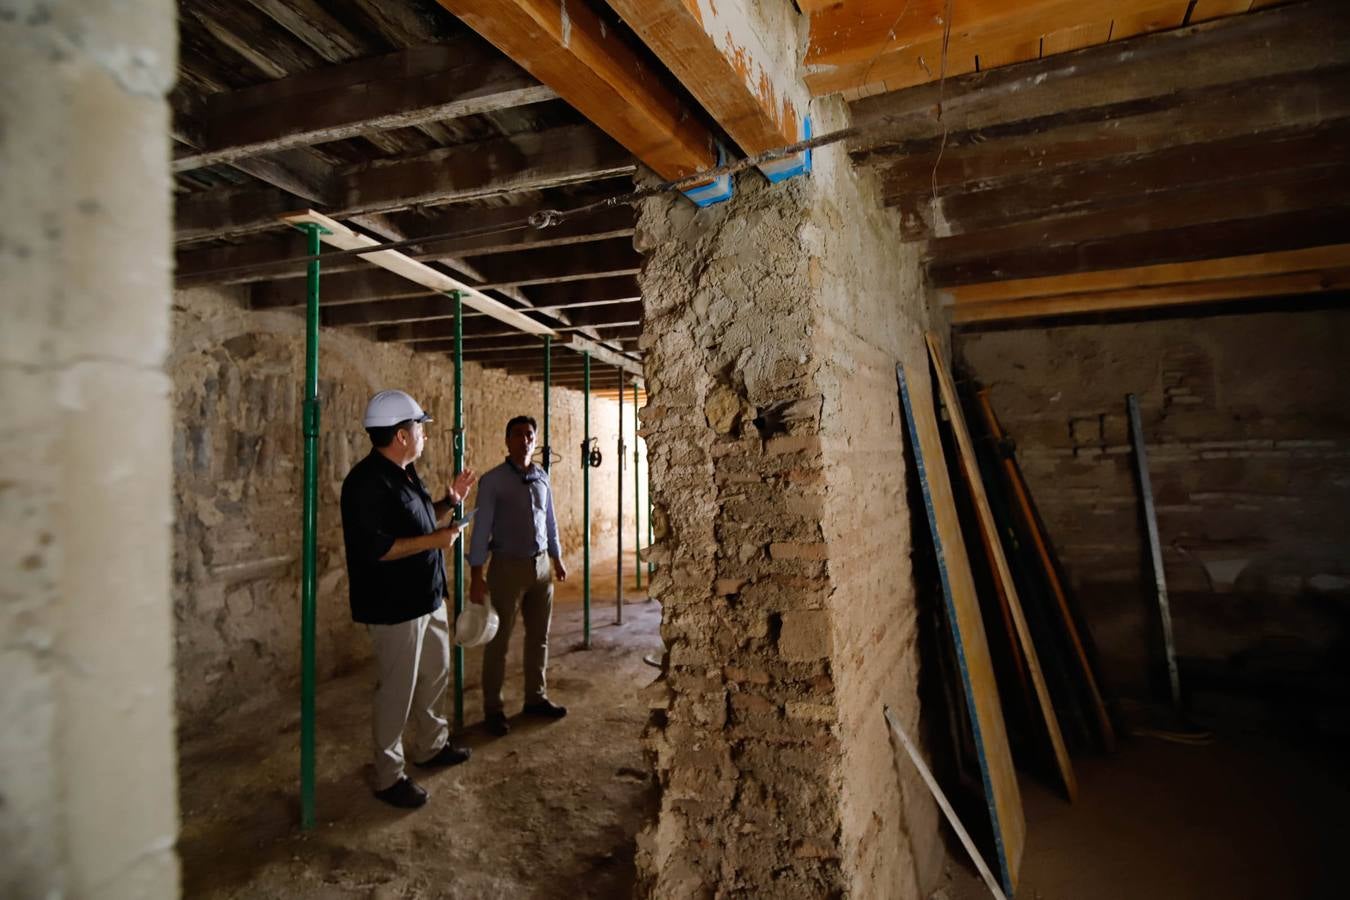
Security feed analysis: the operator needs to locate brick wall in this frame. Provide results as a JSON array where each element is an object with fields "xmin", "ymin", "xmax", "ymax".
[
  {"xmin": 171, "ymin": 284, "xmax": 635, "ymax": 729},
  {"xmin": 957, "ymin": 309, "xmax": 1350, "ymax": 697}
]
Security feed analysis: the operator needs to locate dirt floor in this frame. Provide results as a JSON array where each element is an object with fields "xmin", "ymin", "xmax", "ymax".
[
  {"xmin": 179, "ymin": 552, "xmax": 1348, "ymax": 899},
  {"xmin": 940, "ymin": 718, "xmax": 1349, "ymax": 900},
  {"xmin": 177, "ymin": 549, "xmax": 663, "ymax": 899}
]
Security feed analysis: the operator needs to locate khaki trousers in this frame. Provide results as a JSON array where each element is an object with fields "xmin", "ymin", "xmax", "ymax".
[
  {"xmin": 482, "ymin": 553, "xmax": 554, "ymax": 715},
  {"xmin": 367, "ymin": 603, "xmax": 449, "ymax": 790}
]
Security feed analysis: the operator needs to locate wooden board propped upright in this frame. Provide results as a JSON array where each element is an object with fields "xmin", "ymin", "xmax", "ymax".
[
  {"xmin": 926, "ymin": 335, "xmax": 1078, "ymax": 801},
  {"xmin": 897, "ymin": 361, "xmax": 1025, "ymax": 896}
]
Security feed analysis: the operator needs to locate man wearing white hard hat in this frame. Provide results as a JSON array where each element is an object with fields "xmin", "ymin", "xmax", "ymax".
[
  {"xmin": 469, "ymin": 415, "xmax": 569, "ymax": 737},
  {"xmin": 340, "ymin": 389, "xmax": 476, "ymax": 809}
]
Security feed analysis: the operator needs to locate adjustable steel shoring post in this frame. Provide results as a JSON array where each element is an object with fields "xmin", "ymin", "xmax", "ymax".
[
  {"xmin": 583, "ymin": 352, "xmax": 592, "ymax": 648},
  {"xmin": 633, "ymin": 379, "xmax": 642, "ymax": 591},
  {"xmin": 647, "ymin": 464, "xmax": 654, "ymax": 583},
  {"xmin": 452, "ymin": 290, "xmax": 466, "ymax": 733},
  {"xmin": 299, "ymin": 223, "xmax": 322, "ymax": 831},
  {"xmin": 542, "ymin": 335, "xmax": 552, "ymax": 473},
  {"xmin": 616, "ymin": 367, "xmax": 624, "ymax": 625}
]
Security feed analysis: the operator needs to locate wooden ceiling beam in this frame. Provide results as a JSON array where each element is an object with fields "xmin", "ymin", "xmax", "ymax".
[
  {"xmin": 174, "ymin": 39, "xmax": 557, "ymax": 172},
  {"xmin": 175, "ymin": 204, "xmax": 635, "ymax": 286},
  {"xmin": 951, "ymin": 270, "xmax": 1350, "ymax": 324},
  {"xmin": 847, "ymin": 2, "xmax": 1350, "ymax": 144},
  {"xmin": 435, "ymin": 0, "xmax": 717, "ymax": 180},
  {"xmin": 175, "ymin": 124, "xmax": 634, "ymax": 242},
  {"xmin": 602, "ymin": 0, "xmax": 806, "ymax": 159},
  {"xmin": 384, "ymin": 319, "xmax": 640, "ymax": 343},
  {"xmin": 943, "ymin": 245, "xmax": 1350, "ymax": 307},
  {"xmin": 929, "ymin": 208, "xmax": 1350, "ymax": 287},
  {"xmin": 926, "ymin": 167, "xmax": 1350, "ymax": 283},
  {"xmin": 806, "ymin": 0, "xmax": 1299, "ymax": 98},
  {"xmin": 895, "ymin": 124, "xmax": 1350, "ymax": 241},
  {"xmin": 862, "ymin": 67, "xmax": 1350, "ymax": 200}
]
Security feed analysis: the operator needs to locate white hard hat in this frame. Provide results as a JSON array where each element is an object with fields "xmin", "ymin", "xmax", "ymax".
[
  {"xmin": 363, "ymin": 390, "xmax": 433, "ymax": 428},
  {"xmin": 455, "ymin": 604, "xmax": 500, "ymax": 648}
]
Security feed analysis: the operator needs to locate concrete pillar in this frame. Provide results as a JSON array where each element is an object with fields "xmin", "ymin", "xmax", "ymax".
[
  {"xmin": 635, "ymin": 101, "xmax": 946, "ymax": 898},
  {"xmin": 1, "ymin": 2, "xmax": 180, "ymax": 897}
]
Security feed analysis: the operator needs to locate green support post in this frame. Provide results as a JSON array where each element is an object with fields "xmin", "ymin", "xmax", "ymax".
[
  {"xmin": 542, "ymin": 335, "xmax": 551, "ymax": 472},
  {"xmin": 634, "ymin": 380, "xmax": 642, "ymax": 591},
  {"xmin": 299, "ymin": 224, "xmax": 321, "ymax": 831},
  {"xmin": 583, "ymin": 352, "xmax": 591, "ymax": 649},
  {"xmin": 452, "ymin": 291, "xmax": 465, "ymax": 732},
  {"xmin": 648, "ymin": 469, "xmax": 655, "ymax": 580},
  {"xmin": 616, "ymin": 369, "xmax": 624, "ymax": 625}
]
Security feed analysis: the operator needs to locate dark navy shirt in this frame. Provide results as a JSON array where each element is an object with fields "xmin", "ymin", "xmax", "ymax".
[{"xmin": 340, "ymin": 450, "xmax": 446, "ymax": 625}]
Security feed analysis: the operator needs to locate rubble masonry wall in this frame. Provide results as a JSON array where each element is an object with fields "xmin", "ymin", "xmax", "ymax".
[
  {"xmin": 171, "ymin": 284, "xmax": 637, "ymax": 730},
  {"xmin": 634, "ymin": 100, "xmax": 944, "ymax": 898}
]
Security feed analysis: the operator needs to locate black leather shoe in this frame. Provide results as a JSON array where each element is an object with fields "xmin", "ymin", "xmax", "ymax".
[
  {"xmin": 415, "ymin": 743, "xmax": 472, "ymax": 768},
  {"xmin": 485, "ymin": 711, "xmax": 511, "ymax": 736},
  {"xmin": 523, "ymin": 699, "xmax": 568, "ymax": 719},
  {"xmin": 374, "ymin": 776, "xmax": 427, "ymax": 809}
]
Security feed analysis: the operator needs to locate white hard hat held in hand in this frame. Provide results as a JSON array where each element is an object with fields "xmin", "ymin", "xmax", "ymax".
[
  {"xmin": 455, "ymin": 603, "xmax": 500, "ymax": 648},
  {"xmin": 364, "ymin": 390, "xmax": 433, "ymax": 428}
]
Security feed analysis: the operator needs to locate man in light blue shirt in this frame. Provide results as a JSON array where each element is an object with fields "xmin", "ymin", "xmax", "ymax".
[{"xmin": 468, "ymin": 415, "xmax": 569, "ymax": 736}]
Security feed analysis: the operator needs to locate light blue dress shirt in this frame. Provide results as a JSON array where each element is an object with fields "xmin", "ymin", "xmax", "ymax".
[{"xmin": 467, "ymin": 459, "xmax": 562, "ymax": 567}]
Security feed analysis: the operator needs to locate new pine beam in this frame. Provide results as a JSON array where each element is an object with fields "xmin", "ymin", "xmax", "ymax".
[
  {"xmin": 603, "ymin": 0, "xmax": 804, "ymax": 156},
  {"xmin": 435, "ymin": 0, "xmax": 717, "ymax": 180},
  {"xmin": 174, "ymin": 39, "xmax": 558, "ymax": 171}
]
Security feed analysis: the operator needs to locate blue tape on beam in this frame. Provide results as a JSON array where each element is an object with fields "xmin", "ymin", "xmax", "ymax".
[
  {"xmin": 682, "ymin": 141, "xmax": 734, "ymax": 208},
  {"xmin": 758, "ymin": 116, "xmax": 812, "ymax": 184}
]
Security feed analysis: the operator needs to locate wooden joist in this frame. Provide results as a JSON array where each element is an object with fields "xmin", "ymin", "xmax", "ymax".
[
  {"xmin": 847, "ymin": 1, "xmax": 1350, "ymax": 146},
  {"xmin": 435, "ymin": 0, "xmax": 718, "ymax": 180},
  {"xmin": 926, "ymin": 168, "xmax": 1350, "ymax": 284},
  {"xmin": 382, "ymin": 318, "xmax": 640, "ymax": 343},
  {"xmin": 806, "ymin": 0, "xmax": 1308, "ymax": 98},
  {"xmin": 861, "ymin": 67, "xmax": 1350, "ymax": 199},
  {"xmin": 175, "ymin": 124, "xmax": 634, "ymax": 242},
  {"xmin": 174, "ymin": 40, "xmax": 558, "ymax": 172},
  {"xmin": 603, "ymin": 0, "xmax": 805, "ymax": 158},
  {"xmin": 176, "ymin": 205, "xmax": 635, "ymax": 286},
  {"xmin": 897, "ymin": 124, "xmax": 1350, "ymax": 241},
  {"xmin": 280, "ymin": 209, "xmax": 554, "ymax": 336},
  {"xmin": 952, "ymin": 270, "xmax": 1350, "ymax": 324}
]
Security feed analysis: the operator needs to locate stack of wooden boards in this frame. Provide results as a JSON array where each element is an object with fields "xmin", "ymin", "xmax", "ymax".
[{"xmin": 895, "ymin": 335, "xmax": 1117, "ymax": 896}]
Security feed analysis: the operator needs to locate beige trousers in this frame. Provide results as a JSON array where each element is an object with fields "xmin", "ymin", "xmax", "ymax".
[
  {"xmin": 482, "ymin": 553, "xmax": 554, "ymax": 715},
  {"xmin": 367, "ymin": 603, "xmax": 449, "ymax": 790}
]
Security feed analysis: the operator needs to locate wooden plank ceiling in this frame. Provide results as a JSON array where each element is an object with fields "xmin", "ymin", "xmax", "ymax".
[
  {"xmin": 172, "ymin": 0, "xmax": 648, "ymax": 393},
  {"xmin": 841, "ymin": 0, "xmax": 1350, "ymax": 324}
]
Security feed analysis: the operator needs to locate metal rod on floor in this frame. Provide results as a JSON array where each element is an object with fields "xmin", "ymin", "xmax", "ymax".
[
  {"xmin": 452, "ymin": 290, "xmax": 465, "ymax": 732},
  {"xmin": 299, "ymin": 223, "xmax": 322, "ymax": 831},
  {"xmin": 1127, "ymin": 393, "xmax": 1181, "ymax": 710},
  {"xmin": 616, "ymin": 367, "xmax": 624, "ymax": 625},
  {"xmin": 542, "ymin": 335, "xmax": 551, "ymax": 472},
  {"xmin": 884, "ymin": 707, "xmax": 1009, "ymax": 900},
  {"xmin": 583, "ymin": 352, "xmax": 591, "ymax": 649},
  {"xmin": 633, "ymin": 380, "xmax": 642, "ymax": 591}
]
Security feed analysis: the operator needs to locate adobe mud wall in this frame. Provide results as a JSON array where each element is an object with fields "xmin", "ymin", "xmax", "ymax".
[
  {"xmin": 1, "ymin": 1, "xmax": 180, "ymax": 897},
  {"xmin": 171, "ymin": 284, "xmax": 639, "ymax": 730},
  {"xmin": 957, "ymin": 309, "xmax": 1350, "ymax": 699},
  {"xmin": 635, "ymin": 99, "xmax": 944, "ymax": 899}
]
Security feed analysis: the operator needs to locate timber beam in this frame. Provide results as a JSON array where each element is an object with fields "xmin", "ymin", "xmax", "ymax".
[{"xmin": 435, "ymin": 0, "xmax": 718, "ymax": 182}]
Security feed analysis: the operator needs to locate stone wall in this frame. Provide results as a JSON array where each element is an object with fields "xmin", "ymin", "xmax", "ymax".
[
  {"xmin": 635, "ymin": 99, "xmax": 943, "ymax": 899},
  {"xmin": 957, "ymin": 309, "xmax": 1350, "ymax": 698},
  {"xmin": 171, "ymin": 284, "xmax": 637, "ymax": 730},
  {"xmin": 0, "ymin": 1, "xmax": 180, "ymax": 897}
]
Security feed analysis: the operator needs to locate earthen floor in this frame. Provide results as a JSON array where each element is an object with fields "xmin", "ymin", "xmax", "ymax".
[{"xmin": 177, "ymin": 549, "xmax": 661, "ymax": 899}]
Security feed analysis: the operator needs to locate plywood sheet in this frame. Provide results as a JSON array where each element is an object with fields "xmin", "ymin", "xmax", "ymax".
[
  {"xmin": 897, "ymin": 361, "xmax": 1025, "ymax": 894},
  {"xmin": 927, "ymin": 335, "xmax": 1078, "ymax": 801}
]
